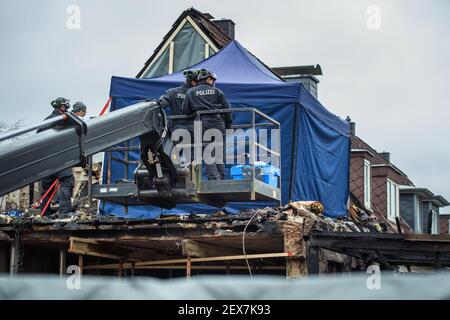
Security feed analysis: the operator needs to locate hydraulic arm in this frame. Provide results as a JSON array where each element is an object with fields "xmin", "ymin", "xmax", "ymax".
[
  {"xmin": 0, "ymin": 100, "xmax": 167, "ymax": 196},
  {"xmin": 0, "ymin": 103, "xmax": 281, "ymax": 209}
]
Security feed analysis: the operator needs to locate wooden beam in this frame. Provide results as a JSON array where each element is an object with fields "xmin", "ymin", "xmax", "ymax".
[
  {"xmin": 281, "ymin": 221, "xmax": 306, "ymax": 279},
  {"xmin": 182, "ymin": 240, "xmax": 242, "ymax": 257},
  {"xmin": 307, "ymin": 245, "xmax": 320, "ymax": 275},
  {"xmin": 68, "ymin": 237, "xmax": 167, "ymax": 261},
  {"xmin": 69, "ymin": 238, "xmax": 123, "ymax": 260},
  {"xmin": 78, "ymin": 255, "xmax": 84, "ymax": 275},
  {"xmin": 59, "ymin": 248, "xmax": 66, "ymax": 277},
  {"xmin": 186, "ymin": 256, "xmax": 192, "ymax": 279},
  {"xmin": 131, "ymin": 262, "xmax": 135, "ymax": 278},
  {"xmin": 118, "ymin": 260, "xmax": 123, "ymax": 278},
  {"xmin": 9, "ymin": 242, "xmax": 16, "ymax": 277},
  {"xmin": 84, "ymin": 252, "xmax": 291, "ymax": 270},
  {"xmin": 135, "ymin": 265, "xmax": 286, "ymax": 270}
]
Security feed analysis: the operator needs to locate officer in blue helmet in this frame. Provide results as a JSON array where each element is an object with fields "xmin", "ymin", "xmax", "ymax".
[{"xmin": 182, "ymin": 69, "xmax": 232, "ymax": 180}]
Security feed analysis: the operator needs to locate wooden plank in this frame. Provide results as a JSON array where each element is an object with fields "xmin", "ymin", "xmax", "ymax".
[
  {"xmin": 69, "ymin": 240, "xmax": 123, "ymax": 260},
  {"xmin": 84, "ymin": 252, "xmax": 291, "ymax": 270},
  {"xmin": 59, "ymin": 248, "xmax": 66, "ymax": 277},
  {"xmin": 78, "ymin": 255, "xmax": 84, "ymax": 275},
  {"xmin": 405, "ymin": 234, "xmax": 450, "ymax": 242},
  {"xmin": 131, "ymin": 262, "xmax": 135, "ymax": 278},
  {"xmin": 186, "ymin": 256, "xmax": 192, "ymax": 279},
  {"xmin": 135, "ymin": 265, "xmax": 286, "ymax": 270},
  {"xmin": 182, "ymin": 239, "xmax": 242, "ymax": 257},
  {"xmin": 310, "ymin": 231, "xmax": 405, "ymax": 240},
  {"xmin": 281, "ymin": 221, "xmax": 306, "ymax": 279},
  {"xmin": 9, "ymin": 243, "xmax": 16, "ymax": 277},
  {"xmin": 69, "ymin": 237, "xmax": 168, "ymax": 261}
]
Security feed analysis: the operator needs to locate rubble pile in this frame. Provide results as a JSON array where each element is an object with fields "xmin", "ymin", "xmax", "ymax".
[{"xmin": 0, "ymin": 196, "xmax": 402, "ymax": 236}]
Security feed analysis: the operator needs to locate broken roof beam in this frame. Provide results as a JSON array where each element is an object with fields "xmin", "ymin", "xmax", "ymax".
[
  {"xmin": 181, "ymin": 239, "xmax": 243, "ymax": 257},
  {"xmin": 68, "ymin": 237, "xmax": 168, "ymax": 262}
]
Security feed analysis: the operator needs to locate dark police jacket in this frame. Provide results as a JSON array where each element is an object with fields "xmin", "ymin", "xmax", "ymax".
[
  {"xmin": 158, "ymin": 83, "xmax": 193, "ymax": 122},
  {"xmin": 182, "ymin": 81, "xmax": 232, "ymax": 126},
  {"xmin": 36, "ymin": 109, "xmax": 64, "ymax": 133},
  {"xmin": 37, "ymin": 108, "xmax": 73, "ymax": 177}
]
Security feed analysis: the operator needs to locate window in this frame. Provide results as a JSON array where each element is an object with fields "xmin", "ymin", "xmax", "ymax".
[
  {"xmin": 141, "ymin": 20, "xmax": 217, "ymax": 78},
  {"xmin": 414, "ymin": 195, "xmax": 423, "ymax": 233},
  {"xmin": 387, "ymin": 179, "xmax": 399, "ymax": 221},
  {"xmin": 363, "ymin": 159, "xmax": 371, "ymax": 209},
  {"xmin": 431, "ymin": 210, "xmax": 439, "ymax": 235}
]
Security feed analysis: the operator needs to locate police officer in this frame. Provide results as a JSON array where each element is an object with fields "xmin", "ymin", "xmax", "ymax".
[
  {"xmin": 158, "ymin": 69, "xmax": 198, "ymax": 133},
  {"xmin": 158, "ymin": 70, "xmax": 198, "ymax": 163},
  {"xmin": 37, "ymin": 97, "xmax": 71, "ymax": 133},
  {"xmin": 72, "ymin": 101, "xmax": 87, "ymax": 118},
  {"xmin": 182, "ymin": 69, "xmax": 232, "ymax": 180},
  {"xmin": 38, "ymin": 97, "xmax": 75, "ymax": 218}
]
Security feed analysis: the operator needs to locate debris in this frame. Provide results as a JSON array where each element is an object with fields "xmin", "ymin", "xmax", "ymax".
[{"xmin": 0, "ymin": 214, "xmax": 14, "ymax": 224}]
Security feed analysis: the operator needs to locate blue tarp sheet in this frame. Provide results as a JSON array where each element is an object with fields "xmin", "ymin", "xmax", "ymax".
[{"xmin": 103, "ymin": 41, "xmax": 350, "ymax": 218}]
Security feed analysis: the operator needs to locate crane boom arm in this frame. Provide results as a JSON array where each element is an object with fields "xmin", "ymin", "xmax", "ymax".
[{"xmin": 0, "ymin": 100, "xmax": 164, "ymax": 196}]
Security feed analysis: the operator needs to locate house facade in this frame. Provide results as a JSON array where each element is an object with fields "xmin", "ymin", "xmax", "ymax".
[
  {"xmin": 136, "ymin": 8, "xmax": 233, "ymax": 79},
  {"xmin": 348, "ymin": 121, "xmax": 449, "ymax": 234}
]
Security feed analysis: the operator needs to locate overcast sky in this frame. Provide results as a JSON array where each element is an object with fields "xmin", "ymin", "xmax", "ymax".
[{"xmin": 0, "ymin": 0, "xmax": 449, "ymax": 209}]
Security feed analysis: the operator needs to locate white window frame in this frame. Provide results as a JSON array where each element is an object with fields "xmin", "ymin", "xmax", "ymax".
[
  {"xmin": 140, "ymin": 18, "xmax": 218, "ymax": 78},
  {"xmin": 363, "ymin": 159, "xmax": 371, "ymax": 209},
  {"xmin": 431, "ymin": 210, "xmax": 439, "ymax": 235},
  {"xmin": 205, "ymin": 43, "xmax": 210, "ymax": 59},
  {"xmin": 414, "ymin": 195, "xmax": 423, "ymax": 233},
  {"xmin": 387, "ymin": 179, "xmax": 399, "ymax": 222},
  {"xmin": 168, "ymin": 41, "xmax": 175, "ymax": 74}
]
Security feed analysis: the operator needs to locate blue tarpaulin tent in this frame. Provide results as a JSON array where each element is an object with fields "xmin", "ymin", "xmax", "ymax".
[{"xmin": 103, "ymin": 40, "xmax": 350, "ymax": 218}]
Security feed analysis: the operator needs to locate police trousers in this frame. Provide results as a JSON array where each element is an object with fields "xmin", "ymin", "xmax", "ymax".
[
  {"xmin": 172, "ymin": 120, "xmax": 194, "ymax": 163},
  {"xmin": 202, "ymin": 118, "xmax": 226, "ymax": 180}
]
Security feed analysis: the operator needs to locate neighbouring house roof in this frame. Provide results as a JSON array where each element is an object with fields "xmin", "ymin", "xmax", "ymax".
[
  {"xmin": 399, "ymin": 185, "xmax": 434, "ymax": 197},
  {"xmin": 350, "ymin": 134, "xmax": 413, "ymax": 185},
  {"xmin": 372, "ymin": 163, "xmax": 406, "ymax": 176},
  {"xmin": 136, "ymin": 7, "xmax": 232, "ymax": 78},
  {"xmin": 399, "ymin": 186, "xmax": 449, "ymax": 208},
  {"xmin": 431, "ymin": 195, "xmax": 450, "ymax": 207}
]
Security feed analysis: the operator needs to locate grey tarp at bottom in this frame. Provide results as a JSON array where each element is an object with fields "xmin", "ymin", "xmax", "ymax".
[{"xmin": 0, "ymin": 272, "xmax": 449, "ymax": 300}]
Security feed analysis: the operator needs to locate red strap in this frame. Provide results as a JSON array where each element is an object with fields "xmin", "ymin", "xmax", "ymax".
[
  {"xmin": 40, "ymin": 181, "xmax": 60, "ymax": 217},
  {"xmin": 33, "ymin": 178, "xmax": 59, "ymax": 209},
  {"xmin": 99, "ymin": 97, "xmax": 112, "ymax": 116}
]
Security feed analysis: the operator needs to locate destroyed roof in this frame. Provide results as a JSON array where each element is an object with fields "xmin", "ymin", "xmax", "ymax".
[
  {"xmin": 349, "ymin": 191, "xmax": 412, "ymax": 233},
  {"xmin": 0, "ymin": 201, "xmax": 407, "ymax": 235},
  {"xmin": 136, "ymin": 7, "xmax": 232, "ymax": 78}
]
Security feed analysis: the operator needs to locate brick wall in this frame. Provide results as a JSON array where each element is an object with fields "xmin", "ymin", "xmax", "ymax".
[
  {"xmin": 440, "ymin": 215, "xmax": 450, "ymax": 235},
  {"xmin": 350, "ymin": 156, "xmax": 365, "ymax": 206}
]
